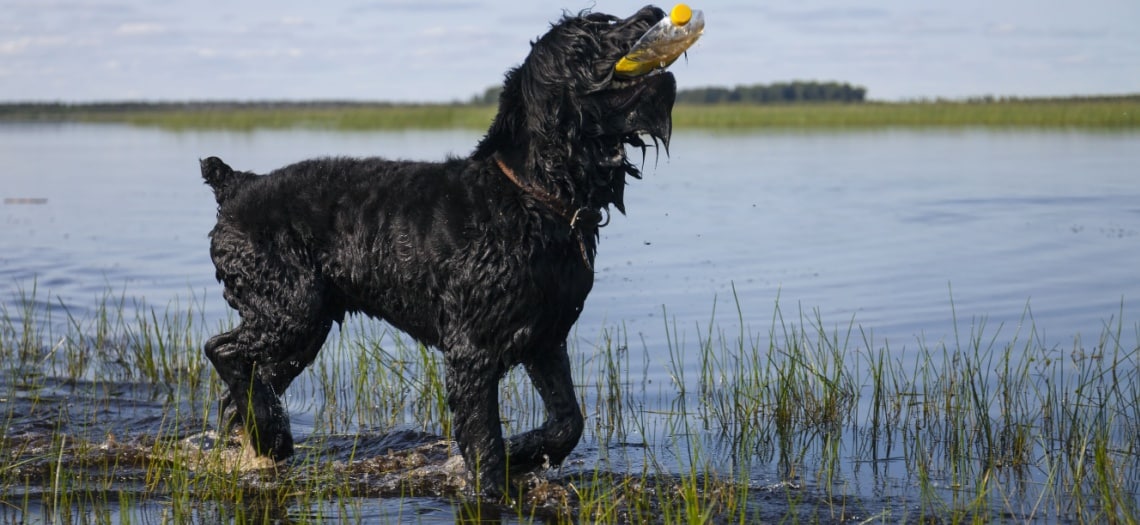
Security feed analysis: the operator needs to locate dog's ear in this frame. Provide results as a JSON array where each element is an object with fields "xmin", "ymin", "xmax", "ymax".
[
  {"xmin": 518, "ymin": 57, "xmax": 558, "ymax": 137},
  {"xmin": 473, "ymin": 65, "xmax": 536, "ymax": 162},
  {"xmin": 475, "ymin": 34, "xmax": 580, "ymax": 163}
]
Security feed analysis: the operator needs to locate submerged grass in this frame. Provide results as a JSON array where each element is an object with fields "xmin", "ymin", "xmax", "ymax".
[
  {"xmin": 4, "ymin": 96, "xmax": 1139, "ymax": 130},
  {"xmin": 1, "ymin": 282, "xmax": 1138, "ymax": 523}
]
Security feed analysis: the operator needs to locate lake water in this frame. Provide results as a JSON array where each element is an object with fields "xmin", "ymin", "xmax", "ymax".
[
  {"xmin": 2, "ymin": 123, "xmax": 1139, "ymax": 520},
  {"xmin": 4, "ymin": 124, "xmax": 1138, "ymax": 355}
]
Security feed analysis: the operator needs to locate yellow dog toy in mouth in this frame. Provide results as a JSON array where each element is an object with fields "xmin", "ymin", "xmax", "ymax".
[{"xmin": 615, "ymin": 3, "xmax": 705, "ymax": 78}]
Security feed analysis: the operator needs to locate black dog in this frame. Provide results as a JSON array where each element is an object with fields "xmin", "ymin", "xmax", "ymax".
[{"xmin": 201, "ymin": 6, "xmax": 679, "ymax": 498}]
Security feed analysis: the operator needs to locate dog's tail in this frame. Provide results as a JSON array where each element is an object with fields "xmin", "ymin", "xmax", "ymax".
[{"xmin": 200, "ymin": 156, "xmax": 252, "ymax": 205}]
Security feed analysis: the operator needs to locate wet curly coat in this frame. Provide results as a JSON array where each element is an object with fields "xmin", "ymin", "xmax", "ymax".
[{"xmin": 200, "ymin": 5, "xmax": 678, "ymax": 498}]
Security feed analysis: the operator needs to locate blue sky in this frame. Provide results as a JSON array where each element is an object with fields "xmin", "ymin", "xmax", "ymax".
[{"xmin": 2, "ymin": 0, "xmax": 1138, "ymax": 102}]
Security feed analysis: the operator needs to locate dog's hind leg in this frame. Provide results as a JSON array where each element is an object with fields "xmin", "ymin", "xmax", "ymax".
[
  {"xmin": 205, "ymin": 329, "xmax": 241, "ymax": 434},
  {"xmin": 205, "ymin": 218, "xmax": 341, "ymax": 460},
  {"xmin": 506, "ymin": 343, "xmax": 584, "ymax": 472},
  {"xmin": 205, "ymin": 322, "xmax": 296, "ymax": 460},
  {"xmin": 204, "ymin": 287, "xmax": 334, "ymax": 460}
]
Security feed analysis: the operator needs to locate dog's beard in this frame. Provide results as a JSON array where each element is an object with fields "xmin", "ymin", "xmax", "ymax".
[
  {"xmin": 599, "ymin": 72, "xmax": 676, "ymax": 169},
  {"xmin": 621, "ymin": 132, "xmax": 666, "ymax": 168},
  {"xmin": 581, "ymin": 68, "xmax": 675, "ymax": 213}
]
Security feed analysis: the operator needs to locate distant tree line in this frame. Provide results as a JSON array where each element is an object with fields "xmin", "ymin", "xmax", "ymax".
[
  {"xmin": 675, "ymin": 81, "xmax": 867, "ymax": 104},
  {"xmin": 472, "ymin": 81, "xmax": 867, "ymax": 106}
]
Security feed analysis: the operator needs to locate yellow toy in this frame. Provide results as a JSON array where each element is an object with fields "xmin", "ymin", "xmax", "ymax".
[{"xmin": 614, "ymin": 4, "xmax": 705, "ymax": 78}]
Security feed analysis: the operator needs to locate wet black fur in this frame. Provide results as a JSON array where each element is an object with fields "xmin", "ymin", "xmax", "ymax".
[{"xmin": 200, "ymin": 6, "xmax": 677, "ymax": 498}]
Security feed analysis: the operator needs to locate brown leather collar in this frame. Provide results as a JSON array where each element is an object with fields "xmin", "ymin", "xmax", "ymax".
[
  {"xmin": 493, "ymin": 155, "xmax": 606, "ymax": 232},
  {"xmin": 493, "ymin": 154, "xmax": 606, "ymax": 270}
]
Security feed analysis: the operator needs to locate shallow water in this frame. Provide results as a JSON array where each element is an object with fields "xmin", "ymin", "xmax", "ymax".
[{"xmin": 2, "ymin": 124, "xmax": 1139, "ymax": 521}]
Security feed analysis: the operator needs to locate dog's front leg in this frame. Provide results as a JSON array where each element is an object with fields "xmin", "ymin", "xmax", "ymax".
[
  {"xmin": 506, "ymin": 343, "xmax": 584, "ymax": 471},
  {"xmin": 444, "ymin": 350, "xmax": 509, "ymax": 499}
]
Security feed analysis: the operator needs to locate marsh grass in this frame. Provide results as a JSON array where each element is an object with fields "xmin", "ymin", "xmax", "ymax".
[
  {"xmin": 672, "ymin": 98, "xmax": 1140, "ymax": 129},
  {"xmin": 1, "ymin": 282, "xmax": 1138, "ymax": 523},
  {"xmin": 7, "ymin": 104, "xmax": 500, "ymax": 132},
  {"xmin": 4, "ymin": 97, "xmax": 1139, "ymax": 130}
]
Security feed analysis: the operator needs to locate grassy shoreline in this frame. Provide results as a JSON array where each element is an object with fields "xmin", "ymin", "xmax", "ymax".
[
  {"xmin": 2, "ymin": 284, "xmax": 1138, "ymax": 523},
  {"xmin": 2, "ymin": 96, "xmax": 1138, "ymax": 130}
]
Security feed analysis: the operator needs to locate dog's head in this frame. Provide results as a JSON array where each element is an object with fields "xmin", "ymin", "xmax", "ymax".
[{"xmin": 476, "ymin": 6, "xmax": 689, "ymax": 214}]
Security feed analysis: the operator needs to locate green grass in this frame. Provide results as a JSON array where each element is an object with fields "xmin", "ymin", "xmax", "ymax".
[
  {"xmin": 114, "ymin": 104, "xmax": 499, "ymax": 131},
  {"xmin": 1, "ymin": 102, "xmax": 499, "ymax": 132},
  {"xmin": 1, "ymin": 282, "xmax": 1138, "ymax": 523},
  {"xmin": 3, "ymin": 96, "xmax": 1139, "ymax": 130},
  {"xmin": 673, "ymin": 98, "xmax": 1140, "ymax": 129}
]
